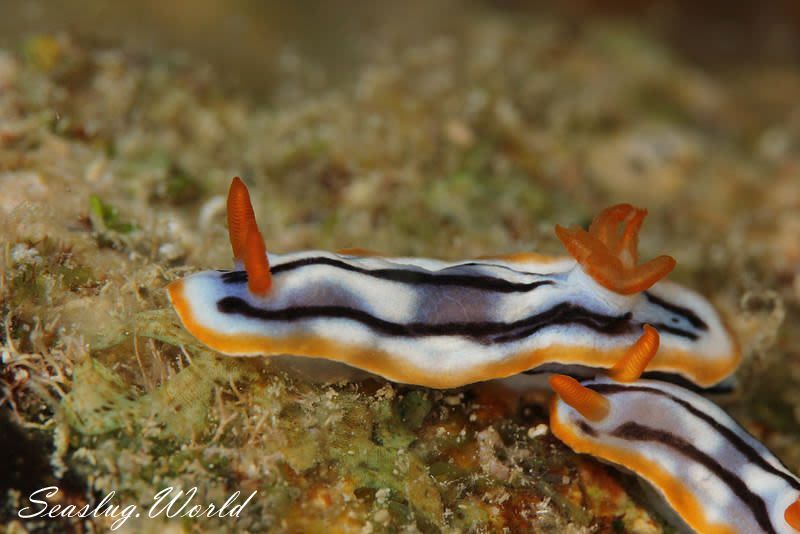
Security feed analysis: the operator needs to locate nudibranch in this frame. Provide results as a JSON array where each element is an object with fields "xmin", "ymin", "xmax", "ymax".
[
  {"xmin": 167, "ymin": 177, "xmax": 739, "ymax": 389},
  {"xmin": 549, "ymin": 329, "xmax": 800, "ymax": 534}
]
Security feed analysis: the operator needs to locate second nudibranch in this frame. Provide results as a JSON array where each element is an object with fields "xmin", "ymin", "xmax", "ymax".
[
  {"xmin": 167, "ymin": 177, "xmax": 739, "ymax": 389},
  {"xmin": 549, "ymin": 329, "xmax": 800, "ymax": 534}
]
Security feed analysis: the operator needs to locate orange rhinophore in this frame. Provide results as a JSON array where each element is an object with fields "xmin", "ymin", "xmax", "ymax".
[
  {"xmin": 607, "ymin": 324, "xmax": 660, "ymax": 383},
  {"xmin": 227, "ymin": 176, "xmax": 258, "ymax": 262},
  {"xmin": 786, "ymin": 497, "xmax": 800, "ymax": 531},
  {"xmin": 555, "ymin": 204, "xmax": 677, "ymax": 295},
  {"xmin": 549, "ymin": 374, "xmax": 609, "ymax": 421},
  {"xmin": 226, "ymin": 177, "xmax": 272, "ymax": 296},
  {"xmin": 243, "ymin": 216, "xmax": 271, "ymax": 297}
]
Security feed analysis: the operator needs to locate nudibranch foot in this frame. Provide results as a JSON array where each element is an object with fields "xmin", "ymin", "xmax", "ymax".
[{"xmin": 555, "ymin": 204, "xmax": 677, "ymax": 295}]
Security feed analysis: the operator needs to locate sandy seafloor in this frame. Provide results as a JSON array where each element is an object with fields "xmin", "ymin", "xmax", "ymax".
[{"xmin": 1, "ymin": 2, "xmax": 800, "ymax": 532}]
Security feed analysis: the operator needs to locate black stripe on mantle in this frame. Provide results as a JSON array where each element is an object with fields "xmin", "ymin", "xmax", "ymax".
[
  {"xmin": 216, "ymin": 297, "xmax": 697, "ymax": 344},
  {"xmin": 220, "ymin": 257, "xmax": 554, "ymax": 293},
  {"xmin": 590, "ymin": 383, "xmax": 800, "ymax": 493},
  {"xmin": 610, "ymin": 421, "xmax": 775, "ymax": 533}
]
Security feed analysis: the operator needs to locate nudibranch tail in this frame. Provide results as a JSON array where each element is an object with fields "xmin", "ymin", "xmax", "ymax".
[
  {"xmin": 555, "ymin": 203, "xmax": 676, "ymax": 295},
  {"xmin": 227, "ymin": 176, "xmax": 257, "ymax": 262},
  {"xmin": 607, "ymin": 324, "xmax": 659, "ymax": 383},
  {"xmin": 787, "ymin": 498, "xmax": 800, "ymax": 531},
  {"xmin": 548, "ymin": 374, "xmax": 610, "ymax": 421}
]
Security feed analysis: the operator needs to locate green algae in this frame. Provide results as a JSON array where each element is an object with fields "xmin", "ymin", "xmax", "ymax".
[
  {"xmin": 88, "ymin": 195, "xmax": 137, "ymax": 234},
  {"xmin": 62, "ymin": 358, "xmax": 136, "ymax": 435},
  {"xmin": 6, "ymin": 237, "xmax": 97, "ymax": 313}
]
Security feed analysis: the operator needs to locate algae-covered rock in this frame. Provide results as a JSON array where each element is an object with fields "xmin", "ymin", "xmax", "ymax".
[{"xmin": 2, "ymin": 5, "xmax": 800, "ymax": 532}]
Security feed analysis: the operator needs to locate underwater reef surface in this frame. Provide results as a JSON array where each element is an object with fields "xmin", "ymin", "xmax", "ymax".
[{"xmin": 1, "ymin": 6, "xmax": 799, "ymax": 532}]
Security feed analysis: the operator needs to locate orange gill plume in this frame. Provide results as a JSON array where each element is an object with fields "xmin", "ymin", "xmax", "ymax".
[{"xmin": 555, "ymin": 204, "xmax": 677, "ymax": 295}]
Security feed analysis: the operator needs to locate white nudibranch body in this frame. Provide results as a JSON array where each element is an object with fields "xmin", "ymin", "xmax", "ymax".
[
  {"xmin": 167, "ymin": 177, "xmax": 740, "ymax": 389},
  {"xmin": 550, "ymin": 376, "xmax": 800, "ymax": 534},
  {"xmin": 168, "ymin": 249, "xmax": 737, "ymax": 388}
]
